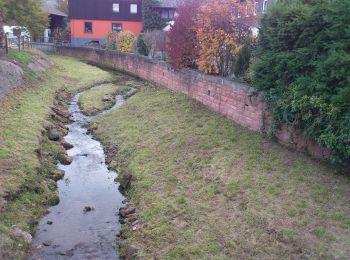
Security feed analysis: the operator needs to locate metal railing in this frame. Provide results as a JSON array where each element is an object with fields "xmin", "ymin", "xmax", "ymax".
[{"xmin": 0, "ymin": 35, "xmax": 31, "ymax": 54}]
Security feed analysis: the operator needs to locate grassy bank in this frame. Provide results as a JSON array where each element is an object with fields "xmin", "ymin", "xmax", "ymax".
[
  {"xmin": 93, "ymin": 84, "xmax": 350, "ymax": 259},
  {"xmin": 0, "ymin": 53, "xmax": 113, "ymax": 258},
  {"xmin": 79, "ymin": 81, "xmax": 136, "ymax": 116}
]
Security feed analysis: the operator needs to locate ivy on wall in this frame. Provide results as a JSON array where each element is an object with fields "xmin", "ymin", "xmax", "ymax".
[{"xmin": 254, "ymin": 0, "xmax": 350, "ymax": 169}]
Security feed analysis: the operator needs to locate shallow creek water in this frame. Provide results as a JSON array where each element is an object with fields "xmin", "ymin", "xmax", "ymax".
[{"xmin": 30, "ymin": 86, "xmax": 136, "ymax": 259}]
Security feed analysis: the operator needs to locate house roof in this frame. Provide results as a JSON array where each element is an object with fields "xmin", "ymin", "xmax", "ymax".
[
  {"xmin": 42, "ymin": 3, "xmax": 67, "ymax": 17},
  {"xmin": 153, "ymin": 0, "xmax": 179, "ymax": 8}
]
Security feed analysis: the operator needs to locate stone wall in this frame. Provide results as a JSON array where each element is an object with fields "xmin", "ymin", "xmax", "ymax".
[{"xmin": 56, "ymin": 46, "xmax": 331, "ymax": 160}]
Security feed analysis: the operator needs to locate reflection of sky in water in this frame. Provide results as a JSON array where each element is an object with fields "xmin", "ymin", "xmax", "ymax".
[{"xmin": 30, "ymin": 86, "xmax": 136, "ymax": 259}]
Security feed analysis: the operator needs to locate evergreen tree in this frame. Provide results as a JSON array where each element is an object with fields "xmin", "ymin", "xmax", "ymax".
[
  {"xmin": 142, "ymin": 0, "xmax": 165, "ymax": 31},
  {"xmin": 234, "ymin": 39, "xmax": 251, "ymax": 78},
  {"xmin": 254, "ymin": 0, "xmax": 350, "ymax": 168},
  {"xmin": 137, "ymin": 34, "xmax": 149, "ymax": 56}
]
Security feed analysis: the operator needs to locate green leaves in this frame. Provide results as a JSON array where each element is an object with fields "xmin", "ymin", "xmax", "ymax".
[
  {"xmin": 142, "ymin": 0, "xmax": 166, "ymax": 31},
  {"xmin": 254, "ymin": 0, "xmax": 350, "ymax": 169},
  {"xmin": 2, "ymin": 0, "xmax": 49, "ymax": 38}
]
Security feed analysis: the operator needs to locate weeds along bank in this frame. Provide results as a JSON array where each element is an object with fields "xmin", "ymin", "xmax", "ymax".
[{"xmin": 0, "ymin": 51, "xmax": 113, "ymax": 258}]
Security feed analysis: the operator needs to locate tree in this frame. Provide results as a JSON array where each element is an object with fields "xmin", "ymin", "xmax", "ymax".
[
  {"xmin": 2, "ymin": 0, "xmax": 49, "ymax": 39},
  {"xmin": 253, "ymin": 0, "xmax": 350, "ymax": 169},
  {"xmin": 195, "ymin": 0, "xmax": 250, "ymax": 77},
  {"xmin": 143, "ymin": 29, "xmax": 166, "ymax": 58},
  {"xmin": 137, "ymin": 34, "xmax": 149, "ymax": 56},
  {"xmin": 233, "ymin": 39, "xmax": 252, "ymax": 78},
  {"xmin": 142, "ymin": 0, "xmax": 166, "ymax": 31},
  {"xmin": 115, "ymin": 31, "xmax": 136, "ymax": 53},
  {"xmin": 167, "ymin": 0, "xmax": 200, "ymax": 69},
  {"xmin": 57, "ymin": 0, "xmax": 68, "ymax": 14}
]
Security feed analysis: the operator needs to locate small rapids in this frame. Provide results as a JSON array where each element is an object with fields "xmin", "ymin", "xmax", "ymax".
[{"xmin": 30, "ymin": 86, "xmax": 137, "ymax": 259}]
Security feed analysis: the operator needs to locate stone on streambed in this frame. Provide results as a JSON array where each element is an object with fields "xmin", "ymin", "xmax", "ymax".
[
  {"xmin": 119, "ymin": 207, "xmax": 136, "ymax": 218},
  {"xmin": 50, "ymin": 169, "xmax": 65, "ymax": 181},
  {"xmin": 89, "ymin": 122, "xmax": 98, "ymax": 130},
  {"xmin": 116, "ymin": 168, "xmax": 133, "ymax": 190},
  {"xmin": 83, "ymin": 206, "xmax": 95, "ymax": 213},
  {"xmin": 61, "ymin": 140, "xmax": 74, "ymax": 150},
  {"xmin": 103, "ymin": 94, "xmax": 114, "ymax": 102},
  {"xmin": 57, "ymin": 153, "xmax": 72, "ymax": 165},
  {"xmin": 52, "ymin": 106, "xmax": 70, "ymax": 119},
  {"xmin": 42, "ymin": 240, "xmax": 53, "ymax": 247},
  {"xmin": 48, "ymin": 129, "xmax": 60, "ymax": 141},
  {"xmin": 10, "ymin": 227, "xmax": 32, "ymax": 244}
]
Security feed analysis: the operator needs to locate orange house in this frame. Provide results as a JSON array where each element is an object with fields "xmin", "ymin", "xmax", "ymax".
[{"xmin": 69, "ymin": 0, "xmax": 143, "ymax": 46}]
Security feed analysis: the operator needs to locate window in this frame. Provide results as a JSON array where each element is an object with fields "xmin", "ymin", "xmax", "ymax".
[
  {"xmin": 130, "ymin": 4, "xmax": 138, "ymax": 14},
  {"xmin": 112, "ymin": 23, "xmax": 123, "ymax": 32},
  {"xmin": 161, "ymin": 9, "xmax": 175, "ymax": 20},
  {"xmin": 84, "ymin": 22, "xmax": 92, "ymax": 33},
  {"xmin": 113, "ymin": 3, "xmax": 120, "ymax": 13}
]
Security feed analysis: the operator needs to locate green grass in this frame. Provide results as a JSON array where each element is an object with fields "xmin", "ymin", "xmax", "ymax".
[
  {"xmin": 0, "ymin": 54, "xmax": 113, "ymax": 258},
  {"xmin": 79, "ymin": 83, "xmax": 130, "ymax": 115},
  {"xmin": 8, "ymin": 51, "xmax": 32, "ymax": 63},
  {"xmin": 93, "ymin": 84, "xmax": 350, "ymax": 259}
]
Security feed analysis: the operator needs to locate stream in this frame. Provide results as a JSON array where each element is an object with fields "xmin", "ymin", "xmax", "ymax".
[{"xmin": 30, "ymin": 86, "xmax": 136, "ymax": 259}]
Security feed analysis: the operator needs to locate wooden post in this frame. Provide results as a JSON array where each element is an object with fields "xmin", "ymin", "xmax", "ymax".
[
  {"xmin": 18, "ymin": 36, "xmax": 20, "ymax": 51},
  {"xmin": 5, "ymin": 35, "xmax": 8, "ymax": 54},
  {"xmin": 0, "ymin": 10, "xmax": 4, "ymax": 52}
]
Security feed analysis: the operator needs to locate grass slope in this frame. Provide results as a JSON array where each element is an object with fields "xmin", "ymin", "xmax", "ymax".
[
  {"xmin": 94, "ymin": 85, "xmax": 350, "ymax": 259},
  {"xmin": 0, "ymin": 54, "xmax": 113, "ymax": 258}
]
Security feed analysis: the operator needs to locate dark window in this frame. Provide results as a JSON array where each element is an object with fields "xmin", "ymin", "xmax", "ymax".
[
  {"xmin": 112, "ymin": 23, "xmax": 123, "ymax": 32},
  {"xmin": 84, "ymin": 22, "xmax": 93, "ymax": 33},
  {"xmin": 161, "ymin": 9, "xmax": 175, "ymax": 20}
]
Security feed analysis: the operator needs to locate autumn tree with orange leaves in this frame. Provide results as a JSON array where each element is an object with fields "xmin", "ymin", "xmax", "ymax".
[{"xmin": 195, "ymin": 0, "xmax": 251, "ymax": 77}]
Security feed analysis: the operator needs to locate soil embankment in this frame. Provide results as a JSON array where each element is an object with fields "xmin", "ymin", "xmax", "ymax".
[{"xmin": 0, "ymin": 50, "xmax": 52, "ymax": 100}]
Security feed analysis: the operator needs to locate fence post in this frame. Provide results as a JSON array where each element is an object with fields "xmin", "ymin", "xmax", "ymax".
[
  {"xmin": 5, "ymin": 35, "xmax": 8, "ymax": 54},
  {"xmin": 22, "ymin": 36, "xmax": 24, "ymax": 50}
]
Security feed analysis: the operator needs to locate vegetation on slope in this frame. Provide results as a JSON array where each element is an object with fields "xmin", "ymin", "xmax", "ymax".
[
  {"xmin": 93, "ymin": 84, "xmax": 350, "ymax": 259},
  {"xmin": 254, "ymin": 0, "xmax": 350, "ymax": 168},
  {"xmin": 79, "ymin": 82, "xmax": 132, "ymax": 116},
  {"xmin": 0, "ymin": 54, "xmax": 113, "ymax": 258}
]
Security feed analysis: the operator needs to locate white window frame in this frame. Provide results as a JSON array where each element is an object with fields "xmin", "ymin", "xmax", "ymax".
[
  {"xmin": 113, "ymin": 3, "xmax": 120, "ymax": 13},
  {"xmin": 263, "ymin": 0, "xmax": 268, "ymax": 13},
  {"xmin": 130, "ymin": 4, "xmax": 138, "ymax": 14}
]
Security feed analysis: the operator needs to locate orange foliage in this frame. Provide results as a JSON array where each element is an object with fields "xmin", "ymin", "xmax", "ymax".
[{"xmin": 195, "ymin": 0, "xmax": 251, "ymax": 76}]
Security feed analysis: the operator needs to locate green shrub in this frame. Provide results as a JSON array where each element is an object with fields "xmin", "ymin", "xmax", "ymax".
[
  {"xmin": 115, "ymin": 31, "xmax": 136, "ymax": 53},
  {"xmin": 234, "ymin": 39, "xmax": 251, "ymax": 78},
  {"xmin": 105, "ymin": 31, "xmax": 136, "ymax": 53},
  {"xmin": 254, "ymin": 0, "xmax": 350, "ymax": 169},
  {"xmin": 137, "ymin": 34, "xmax": 149, "ymax": 56}
]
